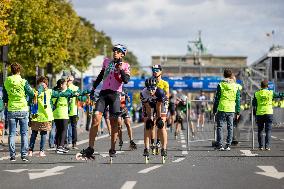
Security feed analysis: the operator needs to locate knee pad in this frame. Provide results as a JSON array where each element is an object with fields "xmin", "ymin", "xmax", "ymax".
[
  {"xmin": 146, "ymin": 119, "xmax": 154, "ymax": 130},
  {"xmin": 156, "ymin": 117, "xmax": 164, "ymax": 129}
]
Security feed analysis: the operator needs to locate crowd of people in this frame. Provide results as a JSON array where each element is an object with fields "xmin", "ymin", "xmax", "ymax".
[{"xmin": 1, "ymin": 43, "xmax": 283, "ymax": 163}]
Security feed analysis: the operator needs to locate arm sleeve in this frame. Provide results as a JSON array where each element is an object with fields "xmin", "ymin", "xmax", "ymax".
[
  {"xmin": 235, "ymin": 89, "xmax": 241, "ymax": 114},
  {"xmin": 213, "ymin": 84, "xmax": 221, "ymax": 114},
  {"xmin": 120, "ymin": 69, "xmax": 130, "ymax": 84},
  {"xmin": 93, "ymin": 69, "xmax": 105, "ymax": 89},
  {"xmin": 24, "ymin": 81, "xmax": 35, "ymax": 99}
]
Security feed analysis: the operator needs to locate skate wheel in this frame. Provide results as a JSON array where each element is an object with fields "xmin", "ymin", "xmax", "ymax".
[
  {"xmin": 145, "ymin": 157, "xmax": 149, "ymax": 164},
  {"xmin": 162, "ymin": 156, "xmax": 166, "ymax": 164}
]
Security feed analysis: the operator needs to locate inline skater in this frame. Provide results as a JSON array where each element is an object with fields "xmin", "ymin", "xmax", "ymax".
[
  {"xmin": 151, "ymin": 65, "xmax": 169, "ymax": 155},
  {"xmin": 141, "ymin": 77, "xmax": 168, "ymax": 163},
  {"xmin": 117, "ymin": 88, "xmax": 137, "ymax": 150},
  {"xmin": 195, "ymin": 90, "xmax": 208, "ymax": 131},
  {"xmin": 76, "ymin": 44, "xmax": 130, "ymax": 161},
  {"xmin": 175, "ymin": 94, "xmax": 195, "ymax": 139}
]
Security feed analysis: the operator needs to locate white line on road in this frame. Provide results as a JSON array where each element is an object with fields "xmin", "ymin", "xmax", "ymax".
[
  {"xmin": 256, "ymin": 166, "xmax": 284, "ymax": 179},
  {"xmin": 280, "ymin": 139, "xmax": 284, "ymax": 141},
  {"xmin": 181, "ymin": 140, "xmax": 186, "ymax": 143},
  {"xmin": 120, "ymin": 181, "xmax": 137, "ymax": 189},
  {"xmin": 181, "ymin": 144, "xmax": 186, "ymax": 148},
  {"xmin": 76, "ymin": 123, "xmax": 144, "ymax": 146},
  {"xmin": 182, "ymin": 151, "xmax": 188, "ymax": 155},
  {"xmin": 188, "ymin": 139, "xmax": 215, "ymax": 143},
  {"xmin": 271, "ymin": 136, "xmax": 277, "ymax": 139},
  {"xmin": 172, "ymin": 158, "xmax": 185, "ymax": 163},
  {"xmin": 138, "ymin": 165, "xmax": 162, "ymax": 174},
  {"xmin": 240, "ymin": 150, "xmax": 258, "ymax": 156}
]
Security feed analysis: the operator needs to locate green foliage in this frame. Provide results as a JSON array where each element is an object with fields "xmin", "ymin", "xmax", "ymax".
[
  {"xmin": 4, "ymin": 0, "xmax": 140, "ymax": 77},
  {"xmin": 0, "ymin": 0, "xmax": 12, "ymax": 46}
]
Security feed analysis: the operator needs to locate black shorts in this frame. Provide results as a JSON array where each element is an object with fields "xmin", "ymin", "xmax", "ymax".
[
  {"xmin": 119, "ymin": 107, "xmax": 130, "ymax": 119},
  {"xmin": 95, "ymin": 90, "xmax": 121, "ymax": 117}
]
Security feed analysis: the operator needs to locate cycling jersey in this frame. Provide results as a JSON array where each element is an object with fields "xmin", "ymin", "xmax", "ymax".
[
  {"xmin": 140, "ymin": 87, "xmax": 167, "ymax": 118},
  {"xmin": 140, "ymin": 87, "xmax": 167, "ymax": 108},
  {"xmin": 101, "ymin": 58, "xmax": 130, "ymax": 93},
  {"xmin": 156, "ymin": 79, "xmax": 169, "ymax": 95}
]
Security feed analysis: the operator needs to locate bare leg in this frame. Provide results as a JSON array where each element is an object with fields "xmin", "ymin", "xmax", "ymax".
[
  {"xmin": 89, "ymin": 113, "xmax": 102, "ymax": 147},
  {"xmin": 124, "ymin": 118, "xmax": 133, "ymax": 140},
  {"xmin": 110, "ymin": 117, "xmax": 119, "ymax": 150}
]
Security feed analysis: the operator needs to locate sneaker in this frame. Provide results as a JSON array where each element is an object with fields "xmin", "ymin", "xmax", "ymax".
[
  {"xmin": 224, "ymin": 144, "xmax": 231, "ymax": 151},
  {"xmin": 10, "ymin": 156, "xmax": 16, "ymax": 162},
  {"xmin": 259, "ymin": 147, "xmax": 264, "ymax": 151},
  {"xmin": 28, "ymin": 150, "xmax": 33, "ymax": 157},
  {"xmin": 216, "ymin": 145, "xmax": 224, "ymax": 151},
  {"xmin": 265, "ymin": 147, "xmax": 271, "ymax": 151},
  {"xmin": 63, "ymin": 147, "xmax": 69, "ymax": 153},
  {"xmin": 39, "ymin": 151, "xmax": 46, "ymax": 157},
  {"xmin": 56, "ymin": 146, "xmax": 64, "ymax": 154},
  {"xmin": 21, "ymin": 156, "xmax": 29, "ymax": 162}
]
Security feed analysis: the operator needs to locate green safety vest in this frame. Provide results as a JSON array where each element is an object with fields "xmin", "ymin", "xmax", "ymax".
[
  {"xmin": 52, "ymin": 89, "xmax": 69, "ymax": 119},
  {"xmin": 32, "ymin": 89, "xmax": 54, "ymax": 122},
  {"xmin": 255, "ymin": 89, "xmax": 273, "ymax": 115},
  {"xmin": 217, "ymin": 81, "xmax": 239, "ymax": 113},
  {"xmin": 280, "ymin": 100, "xmax": 284, "ymax": 108},
  {"xmin": 4, "ymin": 75, "xmax": 29, "ymax": 111},
  {"xmin": 68, "ymin": 84, "xmax": 79, "ymax": 116}
]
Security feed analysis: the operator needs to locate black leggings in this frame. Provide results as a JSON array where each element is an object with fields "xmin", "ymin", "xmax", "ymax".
[{"xmin": 54, "ymin": 119, "xmax": 68, "ymax": 147}]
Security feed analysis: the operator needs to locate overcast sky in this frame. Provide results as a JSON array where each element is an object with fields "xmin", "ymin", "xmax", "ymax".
[{"xmin": 71, "ymin": 0, "xmax": 284, "ymax": 66}]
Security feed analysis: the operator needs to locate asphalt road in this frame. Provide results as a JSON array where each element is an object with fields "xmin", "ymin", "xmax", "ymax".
[{"xmin": 0, "ymin": 120, "xmax": 284, "ymax": 189}]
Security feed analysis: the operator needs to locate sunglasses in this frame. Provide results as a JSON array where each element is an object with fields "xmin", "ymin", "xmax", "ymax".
[
  {"xmin": 152, "ymin": 68, "xmax": 161, "ymax": 73},
  {"xmin": 147, "ymin": 86, "xmax": 157, "ymax": 92},
  {"xmin": 113, "ymin": 48, "xmax": 123, "ymax": 54}
]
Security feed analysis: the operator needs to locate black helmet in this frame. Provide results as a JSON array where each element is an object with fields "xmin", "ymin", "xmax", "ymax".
[{"xmin": 145, "ymin": 77, "xmax": 157, "ymax": 88}]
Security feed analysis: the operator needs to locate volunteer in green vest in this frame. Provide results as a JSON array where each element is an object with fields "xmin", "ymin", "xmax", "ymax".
[
  {"xmin": 66, "ymin": 75, "xmax": 81, "ymax": 149},
  {"xmin": 3, "ymin": 63, "xmax": 36, "ymax": 161},
  {"xmin": 252, "ymin": 80, "xmax": 284, "ymax": 151},
  {"xmin": 213, "ymin": 69, "xmax": 241, "ymax": 151},
  {"xmin": 53, "ymin": 78, "xmax": 78, "ymax": 154},
  {"xmin": 28, "ymin": 76, "xmax": 76, "ymax": 157}
]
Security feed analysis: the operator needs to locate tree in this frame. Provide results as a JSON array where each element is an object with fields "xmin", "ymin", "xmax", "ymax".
[{"xmin": 0, "ymin": 0, "xmax": 12, "ymax": 46}]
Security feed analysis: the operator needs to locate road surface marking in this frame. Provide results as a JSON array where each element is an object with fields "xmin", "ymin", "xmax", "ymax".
[
  {"xmin": 4, "ymin": 169, "xmax": 27, "ymax": 173},
  {"xmin": 271, "ymin": 136, "xmax": 277, "ymax": 139},
  {"xmin": 98, "ymin": 151, "xmax": 125, "ymax": 158},
  {"xmin": 181, "ymin": 144, "xmax": 186, "ymax": 148},
  {"xmin": 280, "ymin": 139, "xmax": 284, "ymax": 141},
  {"xmin": 172, "ymin": 158, "xmax": 185, "ymax": 163},
  {"xmin": 189, "ymin": 139, "xmax": 215, "ymax": 143},
  {"xmin": 138, "ymin": 165, "xmax": 162, "ymax": 174},
  {"xmin": 76, "ymin": 123, "xmax": 143, "ymax": 146},
  {"xmin": 181, "ymin": 140, "xmax": 186, "ymax": 143},
  {"xmin": 120, "ymin": 181, "xmax": 137, "ymax": 189},
  {"xmin": 240, "ymin": 150, "xmax": 258, "ymax": 156},
  {"xmin": 255, "ymin": 166, "xmax": 284, "ymax": 179},
  {"xmin": 4, "ymin": 166, "xmax": 73, "ymax": 180},
  {"xmin": 182, "ymin": 150, "xmax": 188, "ymax": 155}
]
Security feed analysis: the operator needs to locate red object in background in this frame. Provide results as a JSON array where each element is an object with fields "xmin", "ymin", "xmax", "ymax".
[{"xmin": 0, "ymin": 121, "xmax": 4, "ymax": 130}]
